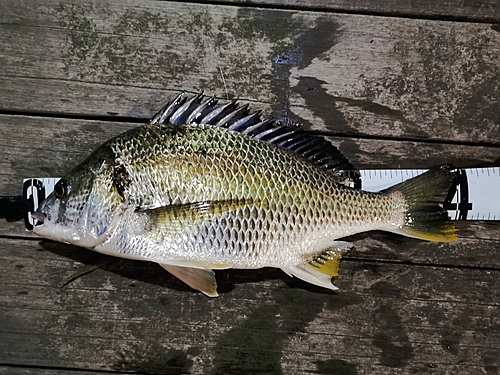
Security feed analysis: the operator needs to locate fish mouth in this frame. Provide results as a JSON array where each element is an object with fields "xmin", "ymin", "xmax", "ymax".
[{"xmin": 31, "ymin": 211, "xmax": 46, "ymax": 223}]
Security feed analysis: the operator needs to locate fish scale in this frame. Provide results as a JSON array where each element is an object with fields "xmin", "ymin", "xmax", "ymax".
[
  {"xmin": 105, "ymin": 125, "xmax": 343, "ymax": 263},
  {"xmin": 72, "ymin": 123, "xmax": 421, "ymax": 265},
  {"xmin": 32, "ymin": 93, "xmax": 457, "ymax": 296}
]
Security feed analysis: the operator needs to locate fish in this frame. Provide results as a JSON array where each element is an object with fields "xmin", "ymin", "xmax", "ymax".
[{"xmin": 32, "ymin": 92, "xmax": 457, "ymax": 296}]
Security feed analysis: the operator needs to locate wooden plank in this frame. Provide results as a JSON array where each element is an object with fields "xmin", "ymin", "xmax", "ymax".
[
  {"xmin": 346, "ymin": 221, "xmax": 500, "ymax": 266},
  {"xmin": 0, "ymin": 115, "xmax": 135, "ymax": 196},
  {"xmin": 0, "ymin": 114, "xmax": 498, "ymax": 196},
  {"xmin": 0, "ymin": 367, "xmax": 111, "ymax": 375},
  {"xmin": 1, "ymin": 115, "xmax": 498, "ymax": 260},
  {"xmin": 0, "ymin": 114, "xmax": 498, "ymax": 238},
  {"xmin": 0, "ymin": 1, "xmax": 499, "ymax": 144},
  {"xmin": 0, "ymin": 1, "xmax": 498, "ymax": 374},
  {"xmin": 1, "ymin": 238, "xmax": 499, "ymax": 374},
  {"xmin": 201, "ymin": 0, "xmax": 500, "ymax": 22}
]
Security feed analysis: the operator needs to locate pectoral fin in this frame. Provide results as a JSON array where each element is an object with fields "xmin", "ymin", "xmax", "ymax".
[
  {"xmin": 282, "ymin": 241, "xmax": 352, "ymax": 290},
  {"xmin": 145, "ymin": 199, "xmax": 256, "ymax": 239},
  {"xmin": 146, "ymin": 199, "xmax": 256, "ymax": 223},
  {"xmin": 159, "ymin": 264, "xmax": 219, "ymax": 297}
]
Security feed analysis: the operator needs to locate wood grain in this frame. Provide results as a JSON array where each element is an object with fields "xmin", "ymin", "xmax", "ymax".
[
  {"xmin": 0, "ymin": 368, "xmax": 110, "ymax": 375},
  {"xmin": 0, "ymin": 0, "xmax": 499, "ymax": 374},
  {"xmin": 1, "ymin": 238, "xmax": 499, "ymax": 374},
  {"xmin": 200, "ymin": 0, "xmax": 500, "ymax": 21},
  {"xmin": 0, "ymin": 1, "xmax": 499, "ymax": 144}
]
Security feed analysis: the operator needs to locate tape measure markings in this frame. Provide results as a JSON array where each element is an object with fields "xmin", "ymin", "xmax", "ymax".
[{"xmin": 360, "ymin": 167, "xmax": 499, "ymax": 221}]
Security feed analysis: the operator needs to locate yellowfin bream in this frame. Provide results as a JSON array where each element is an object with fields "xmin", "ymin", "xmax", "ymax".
[{"xmin": 32, "ymin": 93, "xmax": 457, "ymax": 296}]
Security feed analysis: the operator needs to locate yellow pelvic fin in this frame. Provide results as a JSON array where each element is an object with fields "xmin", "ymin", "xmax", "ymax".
[{"xmin": 159, "ymin": 263, "xmax": 219, "ymax": 297}]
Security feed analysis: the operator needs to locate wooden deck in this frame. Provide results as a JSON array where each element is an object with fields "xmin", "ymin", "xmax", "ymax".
[{"xmin": 0, "ymin": 0, "xmax": 499, "ymax": 374}]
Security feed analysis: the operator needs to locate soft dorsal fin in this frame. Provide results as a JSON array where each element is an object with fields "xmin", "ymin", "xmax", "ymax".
[{"xmin": 150, "ymin": 92, "xmax": 360, "ymax": 186}]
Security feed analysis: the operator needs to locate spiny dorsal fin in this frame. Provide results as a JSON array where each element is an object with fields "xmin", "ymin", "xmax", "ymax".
[{"xmin": 150, "ymin": 92, "xmax": 359, "ymax": 185}]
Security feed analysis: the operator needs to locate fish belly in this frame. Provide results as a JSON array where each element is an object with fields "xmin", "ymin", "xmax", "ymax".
[{"xmin": 94, "ymin": 192, "xmax": 399, "ymax": 269}]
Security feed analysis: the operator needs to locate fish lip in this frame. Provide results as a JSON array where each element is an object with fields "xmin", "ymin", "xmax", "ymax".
[{"xmin": 31, "ymin": 211, "xmax": 46, "ymax": 223}]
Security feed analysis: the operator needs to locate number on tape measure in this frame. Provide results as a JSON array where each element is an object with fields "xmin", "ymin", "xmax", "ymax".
[{"xmin": 22, "ymin": 178, "xmax": 59, "ymax": 230}]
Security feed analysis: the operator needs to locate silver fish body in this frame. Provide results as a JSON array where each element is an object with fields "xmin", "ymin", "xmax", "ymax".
[{"xmin": 33, "ymin": 93, "xmax": 457, "ymax": 296}]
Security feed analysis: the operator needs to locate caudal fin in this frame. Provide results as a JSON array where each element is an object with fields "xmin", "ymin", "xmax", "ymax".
[{"xmin": 385, "ymin": 165, "xmax": 457, "ymax": 242}]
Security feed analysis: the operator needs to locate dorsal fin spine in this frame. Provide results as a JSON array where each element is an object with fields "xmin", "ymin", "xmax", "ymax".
[
  {"xmin": 216, "ymin": 104, "xmax": 250, "ymax": 128},
  {"xmin": 200, "ymin": 100, "xmax": 237, "ymax": 124},
  {"xmin": 170, "ymin": 92, "xmax": 204, "ymax": 125},
  {"xmin": 240, "ymin": 119, "xmax": 273, "ymax": 136},
  {"xmin": 151, "ymin": 92, "xmax": 186, "ymax": 125},
  {"xmin": 186, "ymin": 96, "xmax": 218, "ymax": 124},
  {"xmin": 150, "ymin": 93, "xmax": 358, "ymax": 182},
  {"xmin": 266, "ymin": 129, "xmax": 294, "ymax": 144},
  {"xmin": 228, "ymin": 111, "xmax": 262, "ymax": 131}
]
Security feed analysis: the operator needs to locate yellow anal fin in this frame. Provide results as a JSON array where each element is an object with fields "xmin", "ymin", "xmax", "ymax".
[
  {"xmin": 160, "ymin": 264, "xmax": 218, "ymax": 297},
  {"xmin": 308, "ymin": 249, "xmax": 344, "ymax": 277},
  {"xmin": 307, "ymin": 241, "xmax": 352, "ymax": 277},
  {"xmin": 282, "ymin": 241, "xmax": 352, "ymax": 291}
]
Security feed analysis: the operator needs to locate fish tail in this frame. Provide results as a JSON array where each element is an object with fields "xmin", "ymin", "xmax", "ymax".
[{"xmin": 386, "ymin": 165, "xmax": 457, "ymax": 242}]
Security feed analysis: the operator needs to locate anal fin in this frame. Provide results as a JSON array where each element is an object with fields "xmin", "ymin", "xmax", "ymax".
[
  {"xmin": 159, "ymin": 264, "xmax": 218, "ymax": 297},
  {"xmin": 282, "ymin": 241, "xmax": 352, "ymax": 291},
  {"xmin": 307, "ymin": 241, "xmax": 352, "ymax": 277}
]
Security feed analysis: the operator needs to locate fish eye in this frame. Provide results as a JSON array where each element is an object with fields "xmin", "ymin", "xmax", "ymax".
[{"xmin": 54, "ymin": 179, "xmax": 71, "ymax": 199}]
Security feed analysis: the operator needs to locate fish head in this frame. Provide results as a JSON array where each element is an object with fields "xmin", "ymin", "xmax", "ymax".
[{"xmin": 33, "ymin": 157, "xmax": 126, "ymax": 249}]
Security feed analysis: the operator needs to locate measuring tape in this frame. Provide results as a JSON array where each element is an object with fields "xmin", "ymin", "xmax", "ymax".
[
  {"xmin": 22, "ymin": 167, "xmax": 499, "ymax": 229},
  {"xmin": 359, "ymin": 167, "xmax": 499, "ymax": 221},
  {"xmin": 22, "ymin": 178, "xmax": 59, "ymax": 230}
]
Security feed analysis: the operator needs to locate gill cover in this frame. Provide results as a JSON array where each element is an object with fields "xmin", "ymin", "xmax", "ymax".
[{"xmin": 33, "ymin": 154, "xmax": 127, "ymax": 248}]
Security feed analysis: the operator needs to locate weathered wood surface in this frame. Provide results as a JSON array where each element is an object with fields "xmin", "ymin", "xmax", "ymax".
[
  {"xmin": 203, "ymin": 0, "xmax": 500, "ymax": 21},
  {"xmin": 1, "ymin": 238, "xmax": 499, "ymax": 375},
  {"xmin": 0, "ymin": 0, "xmax": 499, "ymax": 374},
  {"xmin": 0, "ymin": 368, "xmax": 106, "ymax": 375},
  {"xmin": 1, "ymin": 0, "xmax": 499, "ymax": 144},
  {"xmin": 0, "ymin": 114, "xmax": 498, "ymax": 199}
]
